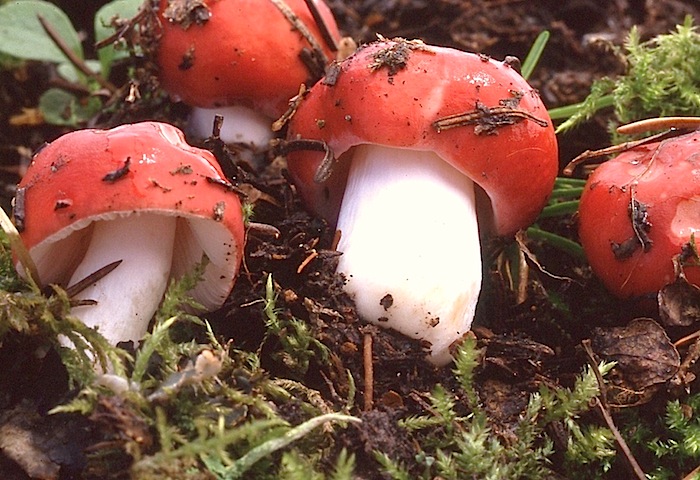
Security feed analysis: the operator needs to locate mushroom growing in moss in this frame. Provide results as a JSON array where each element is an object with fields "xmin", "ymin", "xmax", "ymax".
[
  {"xmin": 14, "ymin": 121, "xmax": 245, "ymax": 345},
  {"xmin": 285, "ymin": 39, "xmax": 558, "ymax": 365}
]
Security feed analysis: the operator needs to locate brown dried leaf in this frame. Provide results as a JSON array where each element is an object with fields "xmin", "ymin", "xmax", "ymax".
[
  {"xmin": 8, "ymin": 107, "xmax": 44, "ymax": 127},
  {"xmin": 592, "ymin": 318, "xmax": 680, "ymax": 391},
  {"xmin": 658, "ymin": 276, "xmax": 700, "ymax": 327},
  {"xmin": 237, "ymin": 183, "xmax": 280, "ymax": 207}
]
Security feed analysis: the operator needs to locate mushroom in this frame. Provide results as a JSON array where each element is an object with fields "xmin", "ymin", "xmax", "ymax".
[
  {"xmin": 15, "ymin": 121, "xmax": 245, "ymax": 345},
  {"xmin": 155, "ymin": 0, "xmax": 341, "ymax": 159},
  {"xmin": 285, "ymin": 39, "xmax": 558, "ymax": 365},
  {"xmin": 578, "ymin": 130, "xmax": 700, "ymax": 297}
]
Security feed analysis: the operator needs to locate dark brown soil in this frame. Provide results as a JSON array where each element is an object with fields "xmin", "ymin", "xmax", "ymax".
[{"xmin": 1, "ymin": 1, "xmax": 700, "ymax": 479}]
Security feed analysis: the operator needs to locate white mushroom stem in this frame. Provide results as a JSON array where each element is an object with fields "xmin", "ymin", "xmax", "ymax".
[
  {"xmin": 335, "ymin": 145, "xmax": 482, "ymax": 365},
  {"xmin": 188, "ymin": 105, "xmax": 274, "ymax": 168},
  {"xmin": 67, "ymin": 214, "xmax": 177, "ymax": 345}
]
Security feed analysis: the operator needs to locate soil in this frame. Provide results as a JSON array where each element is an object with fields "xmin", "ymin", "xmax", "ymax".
[{"xmin": 1, "ymin": 0, "xmax": 700, "ymax": 479}]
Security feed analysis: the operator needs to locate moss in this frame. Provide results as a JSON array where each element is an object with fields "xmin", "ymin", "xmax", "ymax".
[
  {"xmin": 555, "ymin": 15, "xmax": 700, "ymax": 138},
  {"xmin": 376, "ymin": 338, "xmax": 617, "ymax": 479}
]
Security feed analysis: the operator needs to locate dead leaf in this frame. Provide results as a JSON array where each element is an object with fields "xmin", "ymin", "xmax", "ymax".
[
  {"xmin": 379, "ymin": 390, "xmax": 404, "ymax": 409},
  {"xmin": 658, "ymin": 276, "xmax": 700, "ymax": 327},
  {"xmin": 237, "ymin": 183, "xmax": 280, "ymax": 206},
  {"xmin": 591, "ymin": 318, "xmax": 680, "ymax": 391},
  {"xmin": 9, "ymin": 108, "xmax": 44, "ymax": 127}
]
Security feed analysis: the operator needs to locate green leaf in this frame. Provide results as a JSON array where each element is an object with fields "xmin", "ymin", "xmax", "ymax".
[
  {"xmin": 521, "ymin": 30, "xmax": 550, "ymax": 80},
  {"xmin": 38, "ymin": 88, "xmax": 101, "ymax": 126},
  {"xmin": 95, "ymin": 0, "xmax": 142, "ymax": 76},
  {"xmin": 0, "ymin": 0, "xmax": 83, "ymax": 64},
  {"xmin": 526, "ymin": 226, "xmax": 585, "ymax": 261},
  {"xmin": 57, "ymin": 59, "xmax": 101, "ymax": 83}
]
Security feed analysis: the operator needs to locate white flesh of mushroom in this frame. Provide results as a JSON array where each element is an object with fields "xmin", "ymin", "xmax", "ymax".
[
  {"xmin": 67, "ymin": 213, "xmax": 176, "ymax": 344},
  {"xmin": 335, "ymin": 145, "xmax": 482, "ymax": 365},
  {"xmin": 188, "ymin": 105, "xmax": 273, "ymax": 168}
]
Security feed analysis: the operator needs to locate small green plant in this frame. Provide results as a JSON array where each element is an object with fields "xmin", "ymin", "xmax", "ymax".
[
  {"xmin": 0, "ymin": 0, "xmax": 142, "ymax": 125},
  {"xmin": 520, "ymin": 30, "xmax": 550, "ymax": 81},
  {"xmin": 523, "ymin": 17, "xmax": 700, "ymax": 264},
  {"xmin": 551, "ymin": 15, "xmax": 700, "ymax": 137},
  {"xmin": 616, "ymin": 393, "xmax": 700, "ymax": 480},
  {"xmin": 526, "ymin": 176, "xmax": 587, "ymax": 260},
  {"xmin": 375, "ymin": 337, "xmax": 616, "ymax": 479},
  {"xmin": 52, "ymin": 272, "xmax": 359, "ymax": 479},
  {"xmin": 0, "ymin": 199, "xmax": 353, "ymax": 479},
  {"xmin": 262, "ymin": 274, "xmax": 330, "ymax": 377},
  {"xmin": 0, "ymin": 231, "xmax": 26, "ymax": 293},
  {"xmin": 278, "ymin": 447, "xmax": 356, "ymax": 480},
  {"xmin": 0, "ymin": 221, "xmax": 125, "ymax": 381}
]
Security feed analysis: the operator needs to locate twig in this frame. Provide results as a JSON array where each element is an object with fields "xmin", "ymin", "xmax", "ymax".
[
  {"xmin": 65, "ymin": 260, "xmax": 123, "ymax": 297},
  {"xmin": 562, "ymin": 130, "xmax": 676, "ymax": 176},
  {"xmin": 581, "ymin": 339, "xmax": 608, "ymax": 406},
  {"xmin": 617, "ymin": 116, "xmax": 700, "ymax": 135},
  {"xmin": 37, "ymin": 14, "xmax": 117, "ymax": 94},
  {"xmin": 674, "ymin": 328, "xmax": 700, "ymax": 348},
  {"xmin": 269, "ymin": 0, "xmax": 328, "ymax": 64},
  {"xmin": 296, "ymin": 249, "xmax": 318, "ymax": 274},
  {"xmin": 363, "ymin": 333, "xmax": 374, "ymax": 411},
  {"xmin": 582, "ymin": 339, "xmax": 646, "ymax": 479},
  {"xmin": 682, "ymin": 464, "xmax": 700, "ymax": 480},
  {"xmin": 433, "ymin": 104, "xmax": 548, "ymax": 133},
  {"xmin": 272, "ymin": 84, "xmax": 307, "ymax": 132},
  {"xmin": 247, "ymin": 222, "xmax": 281, "ymax": 239},
  {"xmin": 303, "ymin": 0, "xmax": 337, "ymax": 52},
  {"xmin": 593, "ymin": 397, "xmax": 646, "ymax": 480},
  {"xmin": 515, "ymin": 231, "xmax": 577, "ymax": 283},
  {"xmin": 93, "ymin": 5, "xmax": 149, "ymax": 50}
]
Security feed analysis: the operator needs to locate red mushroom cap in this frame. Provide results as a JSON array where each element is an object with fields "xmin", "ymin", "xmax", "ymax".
[
  {"xmin": 16, "ymin": 121, "xmax": 245, "ymax": 310},
  {"xmin": 578, "ymin": 130, "xmax": 700, "ymax": 298},
  {"xmin": 155, "ymin": 0, "xmax": 341, "ymax": 118},
  {"xmin": 285, "ymin": 40, "xmax": 558, "ymax": 235}
]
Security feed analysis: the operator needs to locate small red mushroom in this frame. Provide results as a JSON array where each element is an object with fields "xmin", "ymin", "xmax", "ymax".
[
  {"xmin": 285, "ymin": 39, "xmax": 558, "ymax": 365},
  {"xmin": 155, "ymin": 0, "xmax": 341, "ymax": 156},
  {"xmin": 15, "ymin": 122, "xmax": 245, "ymax": 345},
  {"xmin": 578, "ymin": 130, "xmax": 700, "ymax": 297}
]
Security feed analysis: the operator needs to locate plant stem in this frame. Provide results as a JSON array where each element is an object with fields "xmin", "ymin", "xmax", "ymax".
[
  {"xmin": 37, "ymin": 14, "xmax": 117, "ymax": 94},
  {"xmin": 227, "ymin": 413, "xmax": 361, "ymax": 478},
  {"xmin": 548, "ymin": 94, "xmax": 615, "ymax": 120}
]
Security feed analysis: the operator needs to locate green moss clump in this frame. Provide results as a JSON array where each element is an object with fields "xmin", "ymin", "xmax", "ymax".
[
  {"xmin": 555, "ymin": 15, "xmax": 700, "ymax": 138},
  {"xmin": 375, "ymin": 338, "xmax": 617, "ymax": 480}
]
